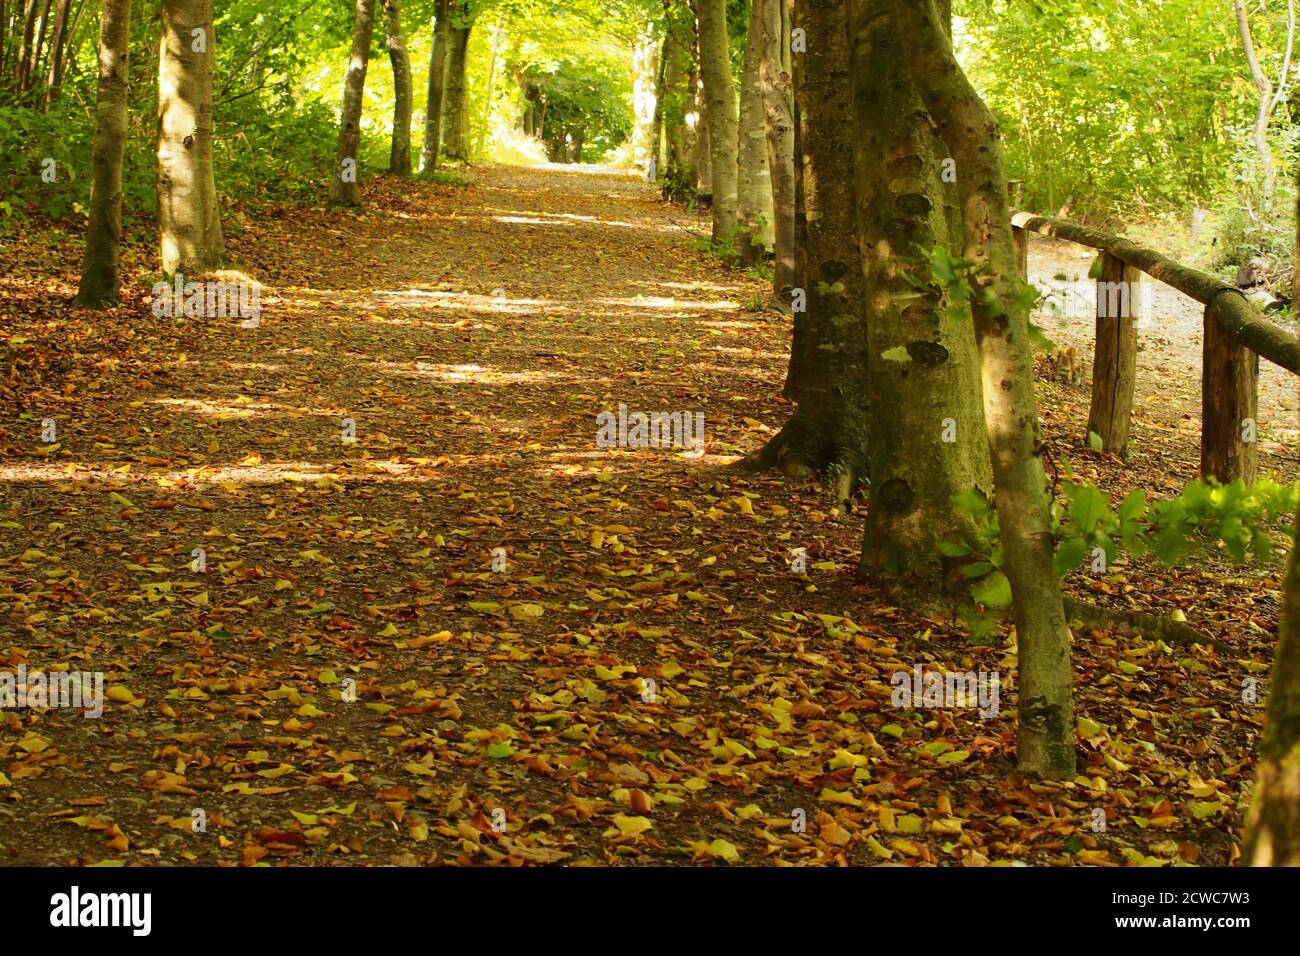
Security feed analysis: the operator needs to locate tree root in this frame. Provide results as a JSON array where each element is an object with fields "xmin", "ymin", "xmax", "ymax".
[
  {"xmin": 733, "ymin": 412, "xmax": 865, "ymax": 509},
  {"xmin": 1063, "ymin": 597, "xmax": 1232, "ymax": 652}
]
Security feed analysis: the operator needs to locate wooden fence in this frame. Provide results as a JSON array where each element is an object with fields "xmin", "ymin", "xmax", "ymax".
[{"xmin": 1010, "ymin": 211, "xmax": 1300, "ymax": 485}]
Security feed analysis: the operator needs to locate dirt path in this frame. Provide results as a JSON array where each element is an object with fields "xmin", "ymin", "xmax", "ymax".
[
  {"xmin": 0, "ymin": 165, "xmax": 1284, "ymax": 867},
  {"xmin": 1027, "ymin": 234, "xmax": 1298, "ymax": 454}
]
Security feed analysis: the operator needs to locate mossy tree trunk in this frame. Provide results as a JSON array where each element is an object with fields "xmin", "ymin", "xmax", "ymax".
[
  {"xmin": 890, "ymin": 0, "xmax": 1076, "ymax": 779},
  {"xmin": 74, "ymin": 0, "xmax": 130, "ymax": 307},
  {"xmin": 850, "ymin": 0, "xmax": 992, "ymax": 602},
  {"xmin": 442, "ymin": 12, "xmax": 474, "ymax": 161},
  {"xmin": 745, "ymin": 0, "xmax": 867, "ymax": 502}
]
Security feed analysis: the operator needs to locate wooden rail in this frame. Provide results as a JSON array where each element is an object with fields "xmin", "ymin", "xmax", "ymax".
[{"xmin": 1010, "ymin": 210, "xmax": 1299, "ymax": 484}]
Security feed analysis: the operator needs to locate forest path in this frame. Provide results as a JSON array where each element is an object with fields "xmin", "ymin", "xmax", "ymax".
[{"xmin": 0, "ymin": 164, "xmax": 1279, "ymax": 866}]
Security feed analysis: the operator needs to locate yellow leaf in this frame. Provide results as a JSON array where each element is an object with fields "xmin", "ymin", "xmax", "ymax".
[
  {"xmin": 708, "ymin": 838, "xmax": 741, "ymax": 862},
  {"xmin": 510, "ymin": 603, "xmax": 545, "ymax": 621},
  {"xmin": 106, "ymin": 685, "xmax": 136, "ymax": 704},
  {"xmin": 612, "ymin": 814, "xmax": 654, "ymax": 836}
]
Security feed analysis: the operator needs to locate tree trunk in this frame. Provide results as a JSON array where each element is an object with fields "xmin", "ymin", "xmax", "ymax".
[
  {"xmin": 157, "ymin": 0, "xmax": 224, "ymax": 274},
  {"xmin": 15, "ymin": 0, "xmax": 37, "ymax": 91},
  {"xmin": 850, "ymin": 0, "xmax": 993, "ymax": 601},
  {"xmin": 74, "ymin": 0, "xmax": 131, "ymax": 307},
  {"xmin": 330, "ymin": 0, "xmax": 376, "ymax": 205},
  {"xmin": 382, "ymin": 0, "xmax": 412, "ymax": 174},
  {"xmin": 744, "ymin": 0, "xmax": 867, "ymax": 499},
  {"xmin": 890, "ymin": 0, "xmax": 1076, "ymax": 779},
  {"xmin": 736, "ymin": 0, "xmax": 773, "ymax": 266},
  {"xmin": 40, "ymin": 0, "xmax": 72, "ymax": 109},
  {"xmin": 696, "ymin": 0, "xmax": 737, "ymax": 242},
  {"xmin": 27, "ymin": 0, "xmax": 50, "ymax": 90},
  {"xmin": 661, "ymin": 17, "xmax": 695, "ymax": 200},
  {"xmin": 760, "ymin": 0, "xmax": 796, "ymax": 296},
  {"xmin": 421, "ymin": 0, "xmax": 451, "ymax": 172},
  {"xmin": 441, "ymin": 14, "xmax": 473, "ymax": 161},
  {"xmin": 1243, "ymin": 517, "xmax": 1300, "ymax": 863},
  {"xmin": 650, "ymin": 32, "xmax": 667, "ymax": 173}
]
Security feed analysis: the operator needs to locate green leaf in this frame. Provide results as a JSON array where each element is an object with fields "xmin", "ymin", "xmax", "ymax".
[
  {"xmin": 1054, "ymin": 536, "xmax": 1089, "ymax": 578},
  {"xmin": 971, "ymin": 570, "xmax": 1012, "ymax": 608},
  {"xmin": 881, "ymin": 345, "xmax": 911, "ymax": 363}
]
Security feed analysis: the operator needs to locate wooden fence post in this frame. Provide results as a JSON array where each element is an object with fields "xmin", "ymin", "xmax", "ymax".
[
  {"xmin": 1202, "ymin": 301, "xmax": 1260, "ymax": 484},
  {"xmin": 1012, "ymin": 225, "xmax": 1028, "ymax": 281},
  {"xmin": 1087, "ymin": 252, "xmax": 1139, "ymax": 456}
]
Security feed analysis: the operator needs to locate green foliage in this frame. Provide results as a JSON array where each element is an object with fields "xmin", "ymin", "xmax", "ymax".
[{"xmin": 947, "ymin": 477, "xmax": 1299, "ymax": 639}]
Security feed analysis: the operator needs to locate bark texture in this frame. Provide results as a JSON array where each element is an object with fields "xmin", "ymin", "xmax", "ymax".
[
  {"xmin": 442, "ymin": 14, "xmax": 473, "ymax": 161},
  {"xmin": 74, "ymin": 0, "xmax": 130, "ymax": 307},
  {"xmin": 157, "ymin": 0, "xmax": 224, "ymax": 273},
  {"xmin": 330, "ymin": 0, "xmax": 377, "ymax": 205},
  {"xmin": 383, "ymin": 0, "xmax": 413, "ymax": 175},
  {"xmin": 696, "ymin": 0, "xmax": 738, "ymax": 241},
  {"xmin": 851, "ymin": 0, "xmax": 992, "ymax": 601},
  {"xmin": 890, "ymin": 0, "xmax": 1076, "ymax": 779},
  {"xmin": 736, "ymin": 0, "xmax": 773, "ymax": 265},
  {"xmin": 420, "ymin": 0, "xmax": 452, "ymax": 172},
  {"xmin": 1244, "ymin": 509, "xmax": 1300, "ymax": 865},
  {"xmin": 745, "ymin": 0, "xmax": 866, "ymax": 500},
  {"xmin": 760, "ymin": 0, "xmax": 796, "ymax": 296}
]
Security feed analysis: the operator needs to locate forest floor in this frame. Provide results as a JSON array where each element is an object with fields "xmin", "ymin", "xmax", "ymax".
[{"xmin": 0, "ymin": 164, "xmax": 1294, "ymax": 867}]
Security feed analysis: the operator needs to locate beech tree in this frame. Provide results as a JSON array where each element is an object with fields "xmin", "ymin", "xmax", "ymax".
[
  {"xmin": 74, "ymin": 0, "xmax": 130, "ymax": 307},
  {"xmin": 383, "ymin": 0, "xmax": 413, "ymax": 175},
  {"xmin": 442, "ymin": 5, "xmax": 474, "ymax": 162},
  {"xmin": 889, "ymin": 0, "xmax": 1076, "ymax": 778},
  {"xmin": 735, "ymin": 0, "xmax": 772, "ymax": 266},
  {"xmin": 759, "ymin": 0, "xmax": 795, "ymax": 296},
  {"xmin": 330, "ymin": 0, "xmax": 377, "ymax": 205},
  {"xmin": 850, "ymin": 0, "xmax": 992, "ymax": 598},
  {"xmin": 157, "ymin": 0, "xmax": 224, "ymax": 274},
  {"xmin": 696, "ymin": 0, "xmax": 737, "ymax": 241},
  {"xmin": 746, "ymin": 0, "xmax": 867, "ymax": 500},
  {"xmin": 422, "ymin": 0, "xmax": 452, "ymax": 172}
]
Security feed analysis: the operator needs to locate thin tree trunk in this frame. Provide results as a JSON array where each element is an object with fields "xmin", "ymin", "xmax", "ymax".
[
  {"xmin": 383, "ymin": 0, "xmax": 412, "ymax": 174},
  {"xmin": 157, "ymin": 0, "xmax": 224, "ymax": 274},
  {"xmin": 74, "ymin": 0, "xmax": 131, "ymax": 307},
  {"xmin": 40, "ymin": 0, "xmax": 71, "ymax": 109},
  {"xmin": 760, "ymin": 0, "xmax": 795, "ymax": 296},
  {"xmin": 736, "ymin": 0, "xmax": 772, "ymax": 266},
  {"xmin": 696, "ymin": 0, "xmax": 737, "ymax": 242},
  {"xmin": 15, "ymin": 0, "xmax": 37, "ymax": 91},
  {"xmin": 1234, "ymin": 0, "xmax": 1293, "ymax": 206},
  {"xmin": 660, "ymin": 17, "xmax": 695, "ymax": 199},
  {"xmin": 330, "ymin": 0, "xmax": 376, "ymax": 205},
  {"xmin": 441, "ymin": 11, "xmax": 472, "ymax": 161},
  {"xmin": 890, "ymin": 0, "xmax": 1076, "ymax": 779},
  {"xmin": 650, "ymin": 30, "xmax": 667, "ymax": 173},
  {"xmin": 421, "ymin": 0, "xmax": 451, "ymax": 172},
  {"xmin": 27, "ymin": 0, "xmax": 50, "ymax": 92}
]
